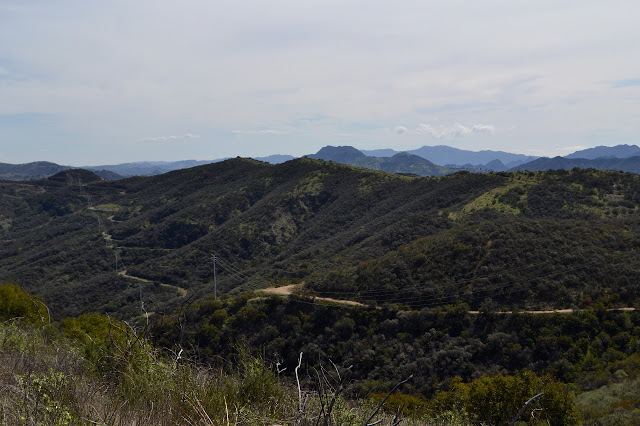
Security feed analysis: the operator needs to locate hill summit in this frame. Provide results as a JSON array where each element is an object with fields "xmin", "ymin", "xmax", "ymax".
[
  {"xmin": 308, "ymin": 145, "xmax": 366, "ymax": 163},
  {"xmin": 566, "ymin": 144, "xmax": 640, "ymax": 159},
  {"xmin": 307, "ymin": 145, "xmax": 456, "ymax": 176}
]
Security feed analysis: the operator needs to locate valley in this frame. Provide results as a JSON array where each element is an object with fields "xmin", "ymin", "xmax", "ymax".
[
  {"xmin": 4, "ymin": 1, "xmax": 638, "ymax": 422},
  {"xmin": 3, "ymin": 158, "xmax": 640, "ymax": 423}
]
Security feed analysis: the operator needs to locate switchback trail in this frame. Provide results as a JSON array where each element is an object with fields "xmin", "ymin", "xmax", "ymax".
[{"xmin": 118, "ymin": 270, "xmax": 188, "ymax": 297}]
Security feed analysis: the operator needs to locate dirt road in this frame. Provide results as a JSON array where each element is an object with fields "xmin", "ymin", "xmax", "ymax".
[
  {"xmin": 260, "ymin": 284, "xmax": 365, "ymax": 307},
  {"xmin": 118, "ymin": 270, "xmax": 188, "ymax": 297}
]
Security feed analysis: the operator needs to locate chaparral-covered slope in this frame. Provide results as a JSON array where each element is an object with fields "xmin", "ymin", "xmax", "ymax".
[{"xmin": 1, "ymin": 158, "xmax": 639, "ymax": 318}]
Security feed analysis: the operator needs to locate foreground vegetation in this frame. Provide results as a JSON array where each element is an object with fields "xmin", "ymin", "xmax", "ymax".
[
  {"xmin": 1, "ymin": 283, "xmax": 585, "ymax": 425},
  {"xmin": 7, "ymin": 283, "xmax": 640, "ymax": 424}
]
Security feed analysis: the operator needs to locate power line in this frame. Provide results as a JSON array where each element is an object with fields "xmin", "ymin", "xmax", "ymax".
[
  {"xmin": 211, "ymin": 254, "xmax": 217, "ymax": 301},
  {"xmin": 260, "ymin": 249, "xmax": 635, "ymax": 311},
  {"xmin": 305, "ymin": 248, "xmax": 637, "ymax": 303}
]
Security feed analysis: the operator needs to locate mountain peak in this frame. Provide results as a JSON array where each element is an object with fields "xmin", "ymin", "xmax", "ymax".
[
  {"xmin": 566, "ymin": 144, "xmax": 640, "ymax": 160},
  {"xmin": 390, "ymin": 151, "xmax": 436, "ymax": 165},
  {"xmin": 48, "ymin": 168, "xmax": 104, "ymax": 184},
  {"xmin": 308, "ymin": 146, "xmax": 366, "ymax": 163}
]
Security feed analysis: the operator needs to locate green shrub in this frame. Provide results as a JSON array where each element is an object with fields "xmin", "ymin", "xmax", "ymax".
[
  {"xmin": 16, "ymin": 370, "xmax": 74, "ymax": 425},
  {"xmin": 427, "ymin": 370, "xmax": 581, "ymax": 425},
  {"xmin": 368, "ymin": 391, "xmax": 429, "ymax": 417},
  {"xmin": 0, "ymin": 283, "xmax": 50, "ymax": 324},
  {"xmin": 60, "ymin": 311, "xmax": 165, "ymax": 406}
]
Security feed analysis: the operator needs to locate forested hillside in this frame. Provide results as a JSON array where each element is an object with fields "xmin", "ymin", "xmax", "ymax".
[
  {"xmin": 1, "ymin": 159, "xmax": 640, "ymax": 319},
  {"xmin": 0, "ymin": 161, "xmax": 70, "ymax": 180},
  {"xmin": 309, "ymin": 168, "xmax": 640, "ymax": 310},
  {"xmin": 4, "ymin": 159, "xmax": 640, "ymax": 423},
  {"xmin": 0, "ymin": 158, "xmax": 497, "ymax": 318}
]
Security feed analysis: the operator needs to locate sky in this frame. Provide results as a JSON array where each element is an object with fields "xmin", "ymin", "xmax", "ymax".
[{"xmin": 0, "ymin": 0, "xmax": 639, "ymax": 166}]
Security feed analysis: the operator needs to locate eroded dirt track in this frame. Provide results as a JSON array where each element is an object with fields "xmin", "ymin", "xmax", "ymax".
[
  {"xmin": 260, "ymin": 284, "xmax": 365, "ymax": 306},
  {"xmin": 118, "ymin": 270, "xmax": 188, "ymax": 297}
]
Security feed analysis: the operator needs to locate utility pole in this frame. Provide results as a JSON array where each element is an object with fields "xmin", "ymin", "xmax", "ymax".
[{"xmin": 212, "ymin": 254, "xmax": 218, "ymax": 300}]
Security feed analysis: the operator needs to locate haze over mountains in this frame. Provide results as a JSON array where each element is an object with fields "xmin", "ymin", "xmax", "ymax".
[
  {"xmin": 307, "ymin": 146, "xmax": 456, "ymax": 176},
  {"xmin": 2, "ymin": 144, "xmax": 640, "ymax": 181},
  {"xmin": 362, "ymin": 145, "xmax": 537, "ymax": 169},
  {"xmin": 509, "ymin": 156, "xmax": 640, "ymax": 174},
  {"xmin": 508, "ymin": 144, "xmax": 640, "ymax": 173},
  {"xmin": 565, "ymin": 144, "xmax": 640, "ymax": 160}
]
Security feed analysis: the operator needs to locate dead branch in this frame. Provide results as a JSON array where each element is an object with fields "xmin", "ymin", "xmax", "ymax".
[
  {"xmin": 364, "ymin": 374, "xmax": 413, "ymax": 426},
  {"xmin": 323, "ymin": 364, "xmax": 352, "ymax": 426},
  {"xmin": 391, "ymin": 407, "xmax": 403, "ymax": 426},
  {"xmin": 509, "ymin": 392, "xmax": 545, "ymax": 426},
  {"xmin": 295, "ymin": 352, "xmax": 305, "ymax": 420}
]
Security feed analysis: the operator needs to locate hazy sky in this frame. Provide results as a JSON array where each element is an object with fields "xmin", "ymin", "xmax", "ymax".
[{"xmin": 1, "ymin": 0, "xmax": 639, "ymax": 165}]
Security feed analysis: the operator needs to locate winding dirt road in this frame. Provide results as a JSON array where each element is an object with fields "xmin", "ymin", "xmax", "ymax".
[
  {"xmin": 259, "ymin": 284, "xmax": 365, "ymax": 306},
  {"xmin": 118, "ymin": 270, "xmax": 188, "ymax": 297},
  {"xmin": 259, "ymin": 284, "xmax": 637, "ymax": 313}
]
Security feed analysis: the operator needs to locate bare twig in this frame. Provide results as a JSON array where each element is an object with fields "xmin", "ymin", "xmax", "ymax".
[
  {"xmin": 28, "ymin": 296, "xmax": 50, "ymax": 325},
  {"xmin": 323, "ymin": 364, "xmax": 352, "ymax": 426},
  {"xmin": 391, "ymin": 407, "xmax": 403, "ymax": 426},
  {"xmin": 276, "ymin": 361, "xmax": 287, "ymax": 375},
  {"xmin": 185, "ymin": 393, "xmax": 214, "ymax": 425},
  {"xmin": 106, "ymin": 314, "xmax": 125, "ymax": 356},
  {"xmin": 329, "ymin": 359, "xmax": 341, "ymax": 381},
  {"xmin": 295, "ymin": 352, "xmax": 304, "ymax": 413},
  {"xmin": 364, "ymin": 374, "xmax": 413, "ymax": 426},
  {"xmin": 509, "ymin": 392, "xmax": 545, "ymax": 426},
  {"xmin": 319, "ymin": 364, "xmax": 333, "ymax": 393},
  {"xmin": 313, "ymin": 367, "xmax": 327, "ymax": 425}
]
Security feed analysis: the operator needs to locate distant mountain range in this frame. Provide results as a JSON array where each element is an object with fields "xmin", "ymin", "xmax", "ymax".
[
  {"xmin": 0, "ymin": 161, "xmax": 71, "ymax": 180},
  {"xmin": 82, "ymin": 155, "xmax": 294, "ymax": 177},
  {"xmin": 0, "ymin": 154, "xmax": 295, "ymax": 181},
  {"xmin": 84, "ymin": 160, "xmax": 224, "ymax": 177},
  {"xmin": 362, "ymin": 145, "xmax": 537, "ymax": 169},
  {"xmin": 254, "ymin": 154, "xmax": 296, "ymax": 164},
  {"xmin": 308, "ymin": 146, "xmax": 457, "ymax": 176},
  {"xmin": 3, "ymin": 144, "xmax": 640, "ymax": 181},
  {"xmin": 565, "ymin": 144, "xmax": 640, "ymax": 160},
  {"xmin": 509, "ymin": 155, "xmax": 640, "ymax": 174}
]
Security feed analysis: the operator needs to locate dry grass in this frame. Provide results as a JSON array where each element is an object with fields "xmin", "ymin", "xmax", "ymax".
[{"xmin": 0, "ymin": 318, "xmax": 464, "ymax": 425}]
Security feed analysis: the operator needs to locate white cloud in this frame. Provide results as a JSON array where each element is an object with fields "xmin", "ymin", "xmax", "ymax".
[
  {"xmin": 416, "ymin": 123, "xmax": 495, "ymax": 139},
  {"xmin": 394, "ymin": 126, "xmax": 407, "ymax": 135},
  {"xmin": 232, "ymin": 129, "xmax": 291, "ymax": 135},
  {"xmin": 138, "ymin": 133, "xmax": 200, "ymax": 143},
  {"xmin": 471, "ymin": 124, "xmax": 495, "ymax": 134},
  {"xmin": 3, "ymin": 1, "xmax": 640, "ymax": 163}
]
